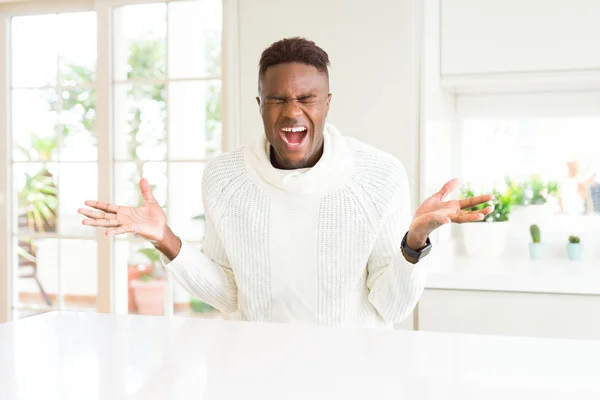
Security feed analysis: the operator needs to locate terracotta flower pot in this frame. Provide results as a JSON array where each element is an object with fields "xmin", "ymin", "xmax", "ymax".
[
  {"xmin": 127, "ymin": 264, "xmax": 153, "ymax": 312},
  {"xmin": 130, "ymin": 279, "xmax": 166, "ymax": 315}
]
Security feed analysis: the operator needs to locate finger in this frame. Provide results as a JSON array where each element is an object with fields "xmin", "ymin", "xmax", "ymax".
[
  {"xmin": 84, "ymin": 200, "xmax": 120, "ymax": 214},
  {"xmin": 433, "ymin": 214, "xmax": 451, "ymax": 225},
  {"xmin": 82, "ymin": 218, "xmax": 121, "ymax": 227},
  {"xmin": 459, "ymin": 194, "xmax": 495, "ymax": 209},
  {"xmin": 451, "ymin": 213, "xmax": 485, "ymax": 223},
  {"xmin": 140, "ymin": 178, "xmax": 157, "ymax": 204},
  {"xmin": 413, "ymin": 213, "xmax": 451, "ymax": 235},
  {"xmin": 105, "ymin": 224, "xmax": 136, "ymax": 236},
  {"xmin": 435, "ymin": 178, "xmax": 461, "ymax": 200},
  {"xmin": 78, "ymin": 208, "xmax": 117, "ymax": 220},
  {"xmin": 456, "ymin": 205, "xmax": 494, "ymax": 217},
  {"xmin": 451, "ymin": 206, "xmax": 494, "ymax": 223}
]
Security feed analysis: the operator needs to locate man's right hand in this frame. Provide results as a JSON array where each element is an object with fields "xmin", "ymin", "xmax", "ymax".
[{"xmin": 78, "ymin": 178, "xmax": 182, "ymax": 260}]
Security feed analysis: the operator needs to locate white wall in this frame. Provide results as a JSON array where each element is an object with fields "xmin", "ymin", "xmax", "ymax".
[
  {"xmin": 237, "ymin": 0, "xmax": 422, "ymax": 207},
  {"xmin": 441, "ymin": 0, "xmax": 600, "ymax": 76},
  {"xmin": 420, "ymin": 0, "xmax": 455, "ymax": 249}
]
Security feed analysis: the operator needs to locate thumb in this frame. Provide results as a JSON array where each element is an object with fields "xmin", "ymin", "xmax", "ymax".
[
  {"xmin": 436, "ymin": 177, "xmax": 461, "ymax": 200},
  {"xmin": 139, "ymin": 178, "xmax": 156, "ymax": 204}
]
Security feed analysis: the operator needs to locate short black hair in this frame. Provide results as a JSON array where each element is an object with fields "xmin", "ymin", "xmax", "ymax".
[{"xmin": 258, "ymin": 37, "xmax": 330, "ymax": 80}]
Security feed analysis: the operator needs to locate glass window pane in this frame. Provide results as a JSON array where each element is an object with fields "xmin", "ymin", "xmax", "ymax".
[
  {"xmin": 168, "ymin": 81, "xmax": 221, "ymax": 160},
  {"xmin": 11, "ymin": 14, "xmax": 58, "ymax": 87},
  {"xmin": 60, "ymin": 87, "xmax": 97, "ymax": 161},
  {"xmin": 58, "ymin": 163, "xmax": 97, "ymax": 237},
  {"xmin": 115, "ymin": 162, "xmax": 167, "ymax": 208},
  {"xmin": 14, "ymin": 163, "xmax": 59, "ymax": 234},
  {"xmin": 14, "ymin": 237, "xmax": 58, "ymax": 309},
  {"xmin": 114, "ymin": 84, "xmax": 166, "ymax": 161},
  {"xmin": 11, "ymin": 89, "xmax": 59, "ymax": 162},
  {"xmin": 168, "ymin": 0, "xmax": 222, "ymax": 79},
  {"xmin": 168, "ymin": 163, "xmax": 205, "ymax": 241},
  {"xmin": 116, "ymin": 238, "xmax": 166, "ymax": 316},
  {"xmin": 60, "ymin": 240, "xmax": 97, "ymax": 311},
  {"xmin": 113, "ymin": 3, "xmax": 166, "ymax": 81},
  {"xmin": 461, "ymin": 118, "xmax": 600, "ymax": 216},
  {"xmin": 58, "ymin": 12, "xmax": 97, "ymax": 85}
]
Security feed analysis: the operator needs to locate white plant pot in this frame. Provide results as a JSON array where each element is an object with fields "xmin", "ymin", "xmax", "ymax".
[
  {"xmin": 460, "ymin": 221, "xmax": 510, "ymax": 258},
  {"xmin": 511, "ymin": 204, "xmax": 554, "ymax": 227}
]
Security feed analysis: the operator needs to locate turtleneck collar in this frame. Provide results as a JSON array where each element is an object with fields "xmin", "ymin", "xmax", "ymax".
[{"xmin": 244, "ymin": 123, "xmax": 354, "ymax": 195}]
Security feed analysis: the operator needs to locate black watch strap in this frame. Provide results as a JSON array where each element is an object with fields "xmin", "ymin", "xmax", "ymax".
[{"xmin": 401, "ymin": 231, "xmax": 432, "ymax": 262}]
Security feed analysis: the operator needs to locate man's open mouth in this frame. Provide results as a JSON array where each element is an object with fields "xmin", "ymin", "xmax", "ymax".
[{"xmin": 280, "ymin": 126, "xmax": 308, "ymax": 148}]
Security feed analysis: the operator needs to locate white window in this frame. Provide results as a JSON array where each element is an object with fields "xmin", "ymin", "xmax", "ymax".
[
  {"xmin": 0, "ymin": 0, "xmax": 230, "ymax": 322},
  {"xmin": 425, "ymin": 91, "xmax": 600, "ymax": 263}
]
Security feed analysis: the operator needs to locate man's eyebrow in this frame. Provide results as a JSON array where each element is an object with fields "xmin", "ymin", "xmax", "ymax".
[
  {"xmin": 297, "ymin": 94, "xmax": 317, "ymax": 100},
  {"xmin": 265, "ymin": 93, "xmax": 317, "ymax": 100},
  {"xmin": 265, "ymin": 94, "xmax": 287, "ymax": 100}
]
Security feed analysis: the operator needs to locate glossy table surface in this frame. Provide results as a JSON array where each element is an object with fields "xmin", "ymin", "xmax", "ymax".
[{"xmin": 1, "ymin": 311, "xmax": 600, "ymax": 399}]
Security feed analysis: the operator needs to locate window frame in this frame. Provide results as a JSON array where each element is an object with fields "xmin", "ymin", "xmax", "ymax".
[{"xmin": 0, "ymin": 0, "xmax": 240, "ymax": 322}]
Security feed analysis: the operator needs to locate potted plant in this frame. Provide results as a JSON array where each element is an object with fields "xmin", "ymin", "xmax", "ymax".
[
  {"xmin": 459, "ymin": 185, "xmax": 512, "ymax": 258},
  {"xmin": 509, "ymin": 175, "xmax": 560, "ymax": 225},
  {"xmin": 17, "ymin": 167, "xmax": 58, "ymax": 233},
  {"xmin": 129, "ymin": 246, "xmax": 166, "ymax": 315},
  {"xmin": 528, "ymin": 224, "xmax": 544, "ymax": 260},
  {"xmin": 190, "ymin": 297, "xmax": 214, "ymax": 313},
  {"xmin": 566, "ymin": 235, "xmax": 583, "ymax": 260}
]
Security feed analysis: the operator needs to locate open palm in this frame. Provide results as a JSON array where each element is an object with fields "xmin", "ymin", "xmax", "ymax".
[
  {"xmin": 78, "ymin": 178, "xmax": 167, "ymax": 241},
  {"xmin": 409, "ymin": 178, "xmax": 494, "ymax": 240}
]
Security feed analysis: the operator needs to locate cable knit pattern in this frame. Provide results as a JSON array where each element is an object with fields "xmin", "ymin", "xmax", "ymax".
[{"xmin": 163, "ymin": 124, "xmax": 427, "ymax": 329}]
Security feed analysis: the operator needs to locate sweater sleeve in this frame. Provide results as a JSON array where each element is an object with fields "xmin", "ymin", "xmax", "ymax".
[
  {"xmin": 365, "ymin": 167, "xmax": 427, "ymax": 324},
  {"xmin": 160, "ymin": 213, "xmax": 238, "ymax": 313}
]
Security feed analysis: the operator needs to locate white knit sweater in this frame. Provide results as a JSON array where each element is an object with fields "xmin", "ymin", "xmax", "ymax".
[{"xmin": 163, "ymin": 124, "xmax": 427, "ymax": 329}]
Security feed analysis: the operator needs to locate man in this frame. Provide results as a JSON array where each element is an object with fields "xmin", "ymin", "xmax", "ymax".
[{"xmin": 79, "ymin": 38, "xmax": 492, "ymax": 328}]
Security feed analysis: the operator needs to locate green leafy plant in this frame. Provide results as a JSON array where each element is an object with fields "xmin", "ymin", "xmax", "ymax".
[
  {"xmin": 461, "ymin": 185, "xmax": 512, "ymax": 222},
  {"xmin": 530, "ymin": 224, "xmax": 541, "ymax": 243},
  {"xmin": 18, "ymin": 168, "xmax": 58, "ymax": 232},
  {"xmin": 505, "ymin": 176, "xmax": 525, "ymax": 206},
  {"xmin": 506, "ymin": 175, "xmax": 560, "ymax": 206},
  {"xmin": 136, "ymin": 247, "xmax": 164, "ymax": 282},
  {"xmin": 190, "ymin": 297, "xmax": 214, "ymax": 313},
  {"xmin": 137, "ymin": 247, "xmax": 162, "ymax": 264},
  {"xmin": 529, "ymin": 175, "xmax": 549, "ymax": 205},
  {"xmin": 568, "ymin": 235, "xmax": 581, "ymax": 244},
  {"xmin": 16, "ymin": 133, "xmax": 57, "ymax": 161},
  {"xmin": 139, "ymin": 274, "xmax": 154, "ymax": 282}
]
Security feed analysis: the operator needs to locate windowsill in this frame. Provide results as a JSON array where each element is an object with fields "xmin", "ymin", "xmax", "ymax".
[{"xmin": 426, "ymin": 240, "xmax": 600, "ymax": 296}]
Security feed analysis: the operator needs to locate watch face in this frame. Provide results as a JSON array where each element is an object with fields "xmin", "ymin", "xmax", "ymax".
[
  {"xmin": 401, "ymin": 233, "xmax": 432, "ymax": 261},
  {"xmin": 418, "ymin": 243, "xmax": 432, "ymax": 259}
]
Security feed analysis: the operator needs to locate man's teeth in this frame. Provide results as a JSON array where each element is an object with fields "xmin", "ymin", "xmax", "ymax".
[{"xmin": 281, "ymin": 127, "xmax": 306, "ymax": 132}]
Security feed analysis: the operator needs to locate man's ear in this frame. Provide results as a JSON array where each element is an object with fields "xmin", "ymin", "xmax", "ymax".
[
  {"xmin": 256, "ymin": 96, "xmax": 262, "ymax": 114},
  {"xmin": 326, "ymin": 93, "xmax": 332, "ymax": 113}
]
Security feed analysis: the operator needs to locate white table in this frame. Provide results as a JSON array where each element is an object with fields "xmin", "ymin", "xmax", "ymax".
[{"xmin": 1, "ymin": 312, "xmax": 600, "ymax": 399}]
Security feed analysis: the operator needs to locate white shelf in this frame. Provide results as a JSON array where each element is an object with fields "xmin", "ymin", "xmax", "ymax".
[{"xmin": 426, "ymin": 253, "xmax": 600, "ymax": 295}]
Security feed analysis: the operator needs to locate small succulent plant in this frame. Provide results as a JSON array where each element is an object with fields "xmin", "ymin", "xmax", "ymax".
[
  {"xmin": 530, "ymin": 224, "xmax": 541, "ymax": 243},
  {"xmin": 568, "ymin": 235, "xmax": 581, "ymax": 244}
]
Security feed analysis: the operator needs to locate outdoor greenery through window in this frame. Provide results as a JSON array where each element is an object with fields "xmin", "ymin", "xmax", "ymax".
[
  {"xmin": 11, "ymin": 11, "xmax": 99, "ymax": 318},
  {"xmin": 112, "ymin": 1, "xmax": 222, "ymax": 318},
  {"xmin": 8, "ymin": 0, "xmax": 223, "ymax": 319},
  {"xmin": 460, "ymin": 118, "xmax": 600, "ymax": 218},
  {"xmin": 455, "ymin": 116, "xmax": 600, "ymax": 262}
]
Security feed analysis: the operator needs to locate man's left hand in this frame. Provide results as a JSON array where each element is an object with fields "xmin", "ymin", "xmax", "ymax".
[{"xmin": 406, "ymin": 178, "xmax": 494, "ymax": 250}]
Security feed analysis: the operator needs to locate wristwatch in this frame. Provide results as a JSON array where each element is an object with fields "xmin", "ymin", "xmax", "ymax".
[{"xmin": 401, "ymin": 231, "xmax": 432, "ymax": 263}]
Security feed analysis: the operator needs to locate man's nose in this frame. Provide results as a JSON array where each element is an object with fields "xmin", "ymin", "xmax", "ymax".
[{"xmin": 282, "ymin": 100, "xmax": 303, "ymax": 118}]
